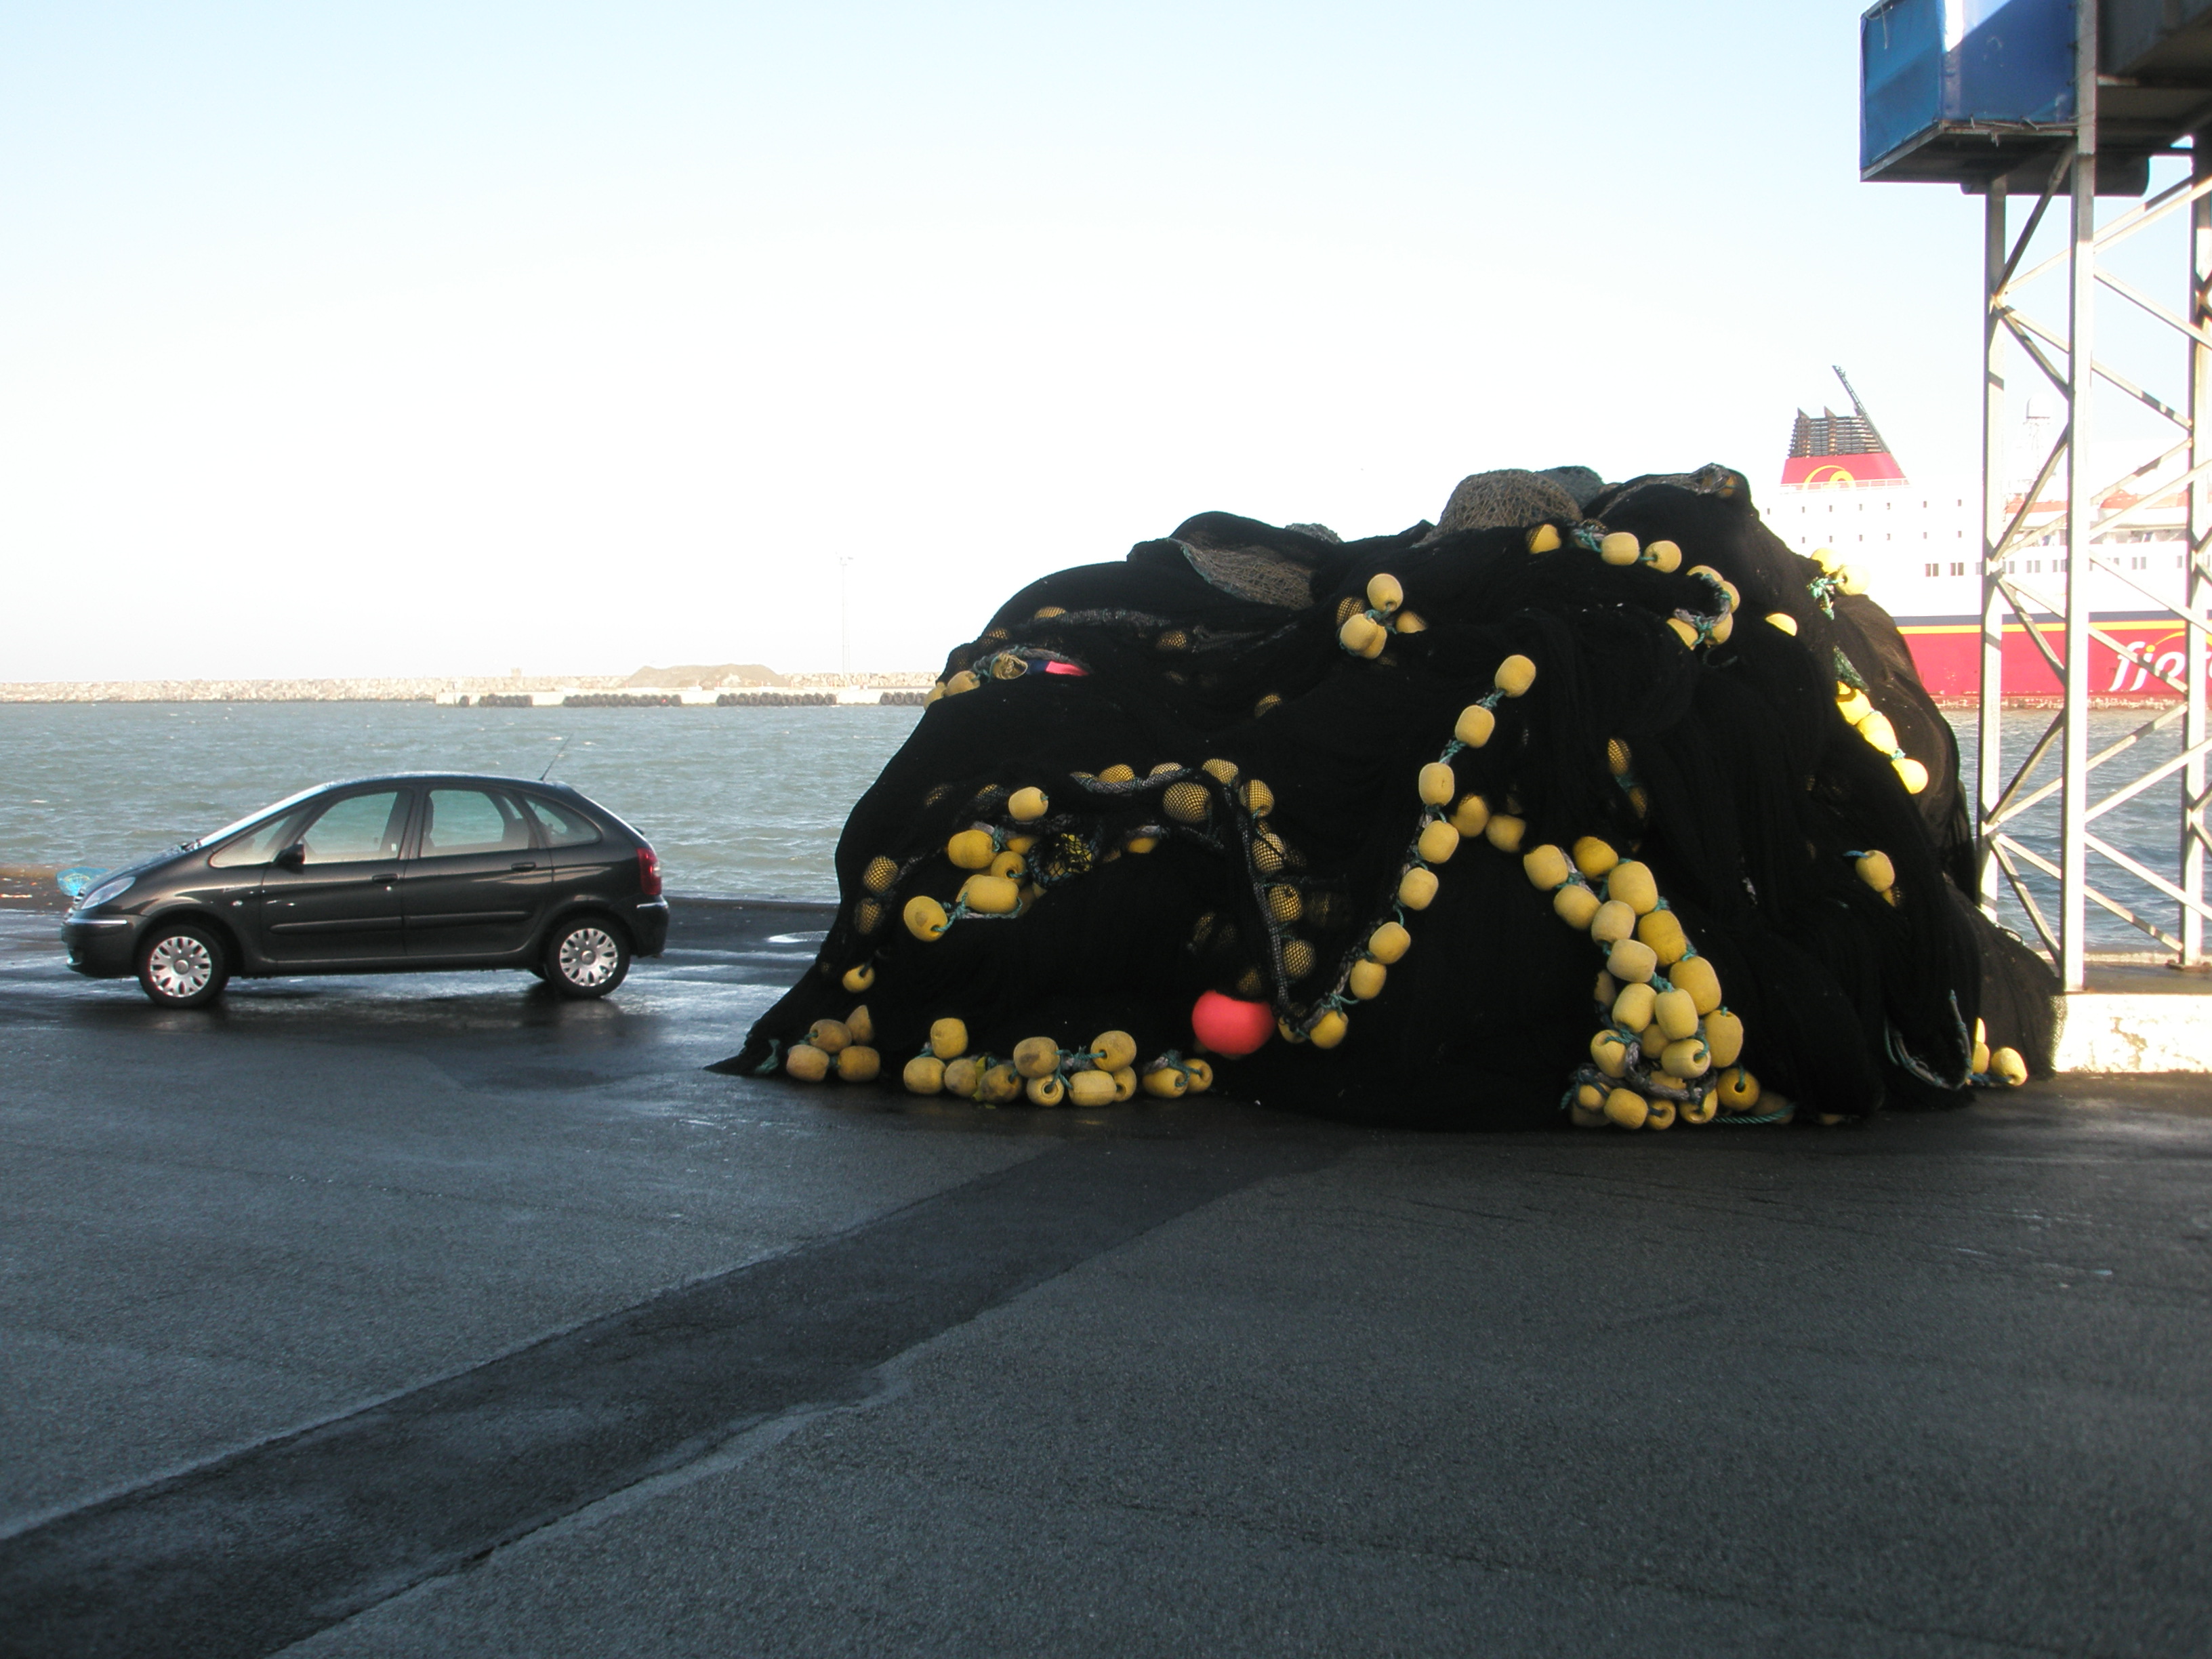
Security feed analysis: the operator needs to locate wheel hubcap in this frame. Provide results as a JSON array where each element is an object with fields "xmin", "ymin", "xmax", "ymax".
[
  {"xmin": 147, "ymin": 935, "xmax": 213, "ymax": 998},
  {"xmin": 558, "ymin": 927, "xmax": 619, "ymax": 987}
]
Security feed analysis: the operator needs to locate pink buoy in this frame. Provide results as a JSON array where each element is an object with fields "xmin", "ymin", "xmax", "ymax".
[{"xmin": 1191, "ymin": 990, "xmax": 1273, "ymax": 1057}]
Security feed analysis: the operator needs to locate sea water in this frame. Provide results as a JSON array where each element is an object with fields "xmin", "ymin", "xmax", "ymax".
[
  {"xmin": 0, "ymin": 701, "xmax": 2192, "ymax": 955},
  {"xmin": 0, "ymin": 702, "xmax": 921, "ymax": 903}
]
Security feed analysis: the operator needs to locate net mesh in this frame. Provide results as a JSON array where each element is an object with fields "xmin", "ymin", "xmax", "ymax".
[{"xmin": 727, "ymin": 465, "xmax": 2057, "ymax": 1128}]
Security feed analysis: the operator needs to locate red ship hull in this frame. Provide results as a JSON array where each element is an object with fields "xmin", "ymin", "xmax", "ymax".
[{"xmin": 1898, "ymin": 613, "xmax": 2199, "ymax": 699}]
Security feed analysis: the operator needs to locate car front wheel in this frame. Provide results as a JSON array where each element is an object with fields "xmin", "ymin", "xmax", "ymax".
[
  {"xmin": 138, "ymin": 922, "xmax": 230, "ymax": 1008},
  {"xmin": 544, "ymin": 918, "xmax": 629, "ymax": 999}
]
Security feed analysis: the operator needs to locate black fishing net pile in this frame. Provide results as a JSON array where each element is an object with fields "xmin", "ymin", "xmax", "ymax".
[{"xmin": 729, "ymin": 464, "xmax": 2057, "ymax": 1129}]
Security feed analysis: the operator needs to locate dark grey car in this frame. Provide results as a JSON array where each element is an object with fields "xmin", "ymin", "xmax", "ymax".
[{"xmin": 61, "ymin": 774, "xmax": 669, "ymax": 1007}]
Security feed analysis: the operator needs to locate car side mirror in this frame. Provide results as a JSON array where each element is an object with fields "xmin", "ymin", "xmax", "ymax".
[{"xmin": 274, "ymin": 842, "xmax": 306, "ymax": 869}]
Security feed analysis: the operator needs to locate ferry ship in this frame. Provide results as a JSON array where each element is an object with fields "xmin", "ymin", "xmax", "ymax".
[{"xmin": 1755, "ymin": 369, "xmax": 2195, "ymax": 701}]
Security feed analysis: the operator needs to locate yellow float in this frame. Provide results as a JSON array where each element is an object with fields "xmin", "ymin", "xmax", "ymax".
[
  {"xmin": 1143, "ymin": 1066, "xmax": 1189, "ymax": 1098},
  {"xmin": 1163, "ymin": 781, "xmax": 1211, "ymax": 823},
  {"xmin": 1494, "ymin": 654, "xmax": 1537, "ymax": 696},
  {"xmin": 1652, "ymin": 987, "xmax": 1698, "ymax": 1041},
  {"xmin": 1670, "ymin": 955, "xmax": 1721, "ymax": 1014},
  {"xmin": 1012, "ymin": 1036, "xmax": 1061, "ymax": 1078},
  {"xmin": 1522, "ymin": 844, "xmax": 1571, "ymax": 891},
  {"xmin": 1635, "ymin": 909, "xmax": 1687, "ymax": 964},
  {"xmin": 947, "ymin": 830, "xmax": 995, "ymax": 869},
  {"xmin": 1704, "ymin": 1009, "xmax": 1744, "ymax": 1067},
  {"xmin": 1067, "ymin": 1069, "xmax": 1119, "ymax": 1107},
  {"xmin": 1607, "ymin": 937, "xmax": 1658, "ymax": 983},
  {"xmin": 1553, "ymin": 884, "xmax": 1601, "ymax": 928},
  {"xmin": 1418, "ymin": 821, "xmax": 1461, "ymax": 863},
  {"xmin": 1715, "ymin": 1066, "xmax": 1761, "ymax": 1111},
  {"xmin": 1607, "ymin": 861, "xmax": 1658, "ymax": 914},
  {"xmin": 1399, "ymin": 867, "xmax": 1440, "ymax": 909},
  {"xmin": 960, "ymin": 874, "xmax": 1021, "ymax": 914},
  {"xmin": 1589, "ymin": 899, "xmax": 1637, "ymax": 945},
  {"xmin": 1612, "ymin": 981, "xmax": 1656, "ymax": 1031},
  {"xmin": 1572, "ymin": 837, "xmax": 1618, "ymax": 880},
  {"xmin": 1368, "ymin": 921, "xmax": 1412, "ymax": 964}
]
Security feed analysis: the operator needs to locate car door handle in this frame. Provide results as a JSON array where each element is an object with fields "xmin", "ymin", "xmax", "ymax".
[
  {"xmin": 510, "ymin": 861, "xmax": 537, "ymax": 871},
  {"xmin": 372, "ymin": 873, "xmax": 398, "ymax": 883}
]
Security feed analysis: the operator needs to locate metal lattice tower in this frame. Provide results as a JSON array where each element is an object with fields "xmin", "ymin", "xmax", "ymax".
[{"xmin": 1864, "ymin": 0, "xmax": 2212, "ymax": 991}]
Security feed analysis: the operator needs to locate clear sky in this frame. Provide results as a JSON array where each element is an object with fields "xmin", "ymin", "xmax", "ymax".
[{"xmin": 1, "ymin": 2, "xmax": 2186, "ymax": 681}]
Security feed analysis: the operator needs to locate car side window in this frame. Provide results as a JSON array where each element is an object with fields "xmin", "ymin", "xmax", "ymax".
[
  {"xmin": 521, "ymin": 796, "xmax": 604, "ymax": 848},
  {"xmin": 420, "ymin": 789, "xmax": 534, "ymax": 857},
  {"xmin": 298, "ymin": 791, "xmax": 408, "ymax": 866},
  {"xmin": 209, "ymin": 807, "xmax": 314, "ymax": 868}
]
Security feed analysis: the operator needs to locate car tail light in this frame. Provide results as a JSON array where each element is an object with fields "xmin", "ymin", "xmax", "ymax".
[{"xmin": 638, "ymin": 847, "xmax": 662, "ymax": 897}]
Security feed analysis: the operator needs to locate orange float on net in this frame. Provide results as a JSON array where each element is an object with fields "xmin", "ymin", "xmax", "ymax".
[{"xmin": 1191, "ymin": 990, "xmax": 1274, "ymax": 1056}]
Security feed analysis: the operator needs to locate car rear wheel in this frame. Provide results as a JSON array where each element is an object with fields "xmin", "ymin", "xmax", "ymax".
[
  {"xmin": 545, "ymin": 918, "xmax": 629, "ymax": 998},
  {"xmin": 138, "ymin": 922, "xmax": 230, "ymax": 1008}
]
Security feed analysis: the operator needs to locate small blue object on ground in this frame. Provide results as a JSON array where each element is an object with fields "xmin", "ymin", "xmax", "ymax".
[{"xmin": 54, "ymin": 867, "xmax": 106, "ymax": 900}]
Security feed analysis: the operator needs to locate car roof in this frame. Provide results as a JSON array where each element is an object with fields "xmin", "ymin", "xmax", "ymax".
[{"xmin": 316, "ymin": 773, "xmax": 586, "ymax": 794}]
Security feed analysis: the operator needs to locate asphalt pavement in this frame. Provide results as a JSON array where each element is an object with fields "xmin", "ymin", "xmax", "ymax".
[{"xmin": 0, "ymin": 897, "xmax": 2208, "ymax": 1658}]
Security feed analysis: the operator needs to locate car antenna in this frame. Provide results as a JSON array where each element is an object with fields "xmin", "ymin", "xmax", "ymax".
[{"xmin": 540, "ymin": 736, "xmax": 570, "ymax": 781}]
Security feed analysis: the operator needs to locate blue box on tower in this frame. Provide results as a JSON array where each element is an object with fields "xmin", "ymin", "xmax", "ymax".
[{"xmin": 1861, "ymin": 0, "xmax": 2078, "ymax": 182}]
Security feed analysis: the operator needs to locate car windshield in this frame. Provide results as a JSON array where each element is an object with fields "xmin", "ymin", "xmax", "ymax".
[{"xmin": 182, "ymin": 785, "xmax": 333, "ymax": 852}]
